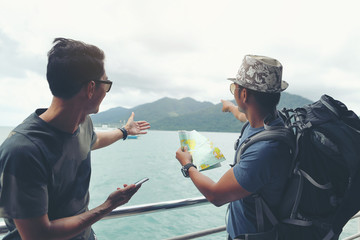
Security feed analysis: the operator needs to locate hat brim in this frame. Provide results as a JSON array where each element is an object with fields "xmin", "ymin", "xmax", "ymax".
[
  {"xmin": 227, "ymin": 78, "xmax": 289, "ymax": 93},
  {"xmin": 281, "ymin": 80, "xmax": 289, "ymax": 92}
]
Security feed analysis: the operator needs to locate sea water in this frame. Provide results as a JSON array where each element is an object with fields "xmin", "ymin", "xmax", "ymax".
[{"xmin": 0, "ymin": 126, "xmax": 358, "ymax": 239}]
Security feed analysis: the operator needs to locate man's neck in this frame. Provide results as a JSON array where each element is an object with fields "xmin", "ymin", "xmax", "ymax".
[
  {"xmin": 246, "ymin": 108, "xmax": 269, "ymax": 128},
  {"xmin": 39, "ymin": 97, "xmax": 87, "ymax": 134}
]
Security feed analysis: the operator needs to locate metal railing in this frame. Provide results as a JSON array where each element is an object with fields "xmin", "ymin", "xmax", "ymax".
[
  {"xmin": 1, "ymin": 197, "xmax": 360, "ymax": 239},
  {"xmin": 104, "ymin": 196, "xmax": 208, "ymax": 220},
  {"xmin": 0, "ymin": 196, "xmax": 213, "ymax": 237}
]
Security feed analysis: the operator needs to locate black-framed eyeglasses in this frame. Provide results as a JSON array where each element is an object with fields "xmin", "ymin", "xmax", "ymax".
[
  {"xmin": 230, "ymin": 83, "xmax": 240, "ymax": 95},
  {"xmin": 94, "ymin": 80, "xmax": 112, "ymax": 92}
]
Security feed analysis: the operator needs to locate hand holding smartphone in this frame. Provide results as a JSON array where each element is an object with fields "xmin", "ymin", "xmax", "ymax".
[{"xmin": 134, "ymin": 177, "xmax": 149, "ymax": 187}]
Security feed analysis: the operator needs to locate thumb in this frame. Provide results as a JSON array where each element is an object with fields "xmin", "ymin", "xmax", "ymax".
[{"xmin": 128, "ymin": 112, "xmax": 135, "ymax": 121}]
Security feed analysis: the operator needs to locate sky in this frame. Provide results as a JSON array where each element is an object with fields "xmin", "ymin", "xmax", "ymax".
[{"xmin": 0, "ymin": 0, "xmax": 359, "ymax": 126}]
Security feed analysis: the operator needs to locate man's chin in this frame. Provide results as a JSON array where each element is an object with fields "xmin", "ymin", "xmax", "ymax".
[{"xmin": 90, "ymin": 107, "xmax": 100, "ymax": 115}]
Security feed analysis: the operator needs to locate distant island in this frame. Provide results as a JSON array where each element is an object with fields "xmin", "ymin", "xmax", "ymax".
[{"xmin": 90, "ymin": 92, "xmax": 312, "ymax": 132}]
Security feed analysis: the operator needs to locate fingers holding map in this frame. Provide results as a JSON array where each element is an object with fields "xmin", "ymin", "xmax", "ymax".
[{"xmin": 178, "ymin": 130, "xmax": 226, "ymax": 171}]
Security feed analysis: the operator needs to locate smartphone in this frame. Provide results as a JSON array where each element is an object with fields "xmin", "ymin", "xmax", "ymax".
[{"xmin": 134, "ymin": 177, "xmax": 149, "ymax": 187}]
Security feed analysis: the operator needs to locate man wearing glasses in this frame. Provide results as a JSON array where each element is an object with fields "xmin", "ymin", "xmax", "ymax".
[
  {"xmin": 0, "ymin": 38, "xmax": 150, "ymax": 240},
  {"xmin": 176, "ymin": 55, "xmax": 291, "ymax": 239}
]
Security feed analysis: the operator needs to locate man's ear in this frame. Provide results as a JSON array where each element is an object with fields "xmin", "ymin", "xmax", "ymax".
[
  {"xmin": 242, "ymin": 88, "xmax": 248, "ymax": 103},
  {"xmin": 87, "ymin": 81, "xmax": 96, "ymax": 99}
]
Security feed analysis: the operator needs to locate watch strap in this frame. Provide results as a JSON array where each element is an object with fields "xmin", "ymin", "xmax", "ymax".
[
  {"xmin": 119, "ymin": 127, "xmax": 128, "ymax": 140},
  {"xmin": 181, "ymin": 163, "xmax": 197, "ymax": 178}
]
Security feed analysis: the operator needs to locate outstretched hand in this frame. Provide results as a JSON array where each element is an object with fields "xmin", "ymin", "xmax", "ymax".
[
  {"xmin": 221, "ymin": 99, "xmax": 236, "ymax": 112},
  {"xmin": 221, "ymin": 99, "xmax": 247, "ymax": 122},
  {"xmin": 125, "ymin": 112, "xmax": 151, "ymax": 135}
]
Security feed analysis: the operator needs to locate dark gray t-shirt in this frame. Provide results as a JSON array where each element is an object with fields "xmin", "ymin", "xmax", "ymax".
[{"xmin": 0, "ymin": 109, "xmax": 97, "ymax": 240}]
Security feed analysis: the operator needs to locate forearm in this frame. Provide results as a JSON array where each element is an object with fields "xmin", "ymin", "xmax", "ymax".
[
  {"xmin": 15, "ymin": 185, "xmax": 138, "ymax": 240},
  {"xmin": 48, "ymin": 202, "xmax": 112, "ymax": 239},
  {"xmin": 188, "ymin": 167, "xmax": 250, "ymax": 207},
  {"xmin": 187, "ymin": 168, "xmax": 224, "ymax": 206},
  {"xmin": 176, "ymin": 148, "xmax": 244, "ymax": 206},
  {"xmin": 15, "ymin": 202, "xmax": 113, "ymax": 240},
  {"xmin": 92, "ymin": 129, "xmax": 124, "ymax": 150},
  {"xmin": 48, "ymin": 184, "xmax": 137, "ymax": 238},
  {"xmin": 228, "ymin": 105, "xmax": 238, "ymax": 116},
  {"xmin": 229, "ymin": 105, "xmax": 246, "ymax": 122}
]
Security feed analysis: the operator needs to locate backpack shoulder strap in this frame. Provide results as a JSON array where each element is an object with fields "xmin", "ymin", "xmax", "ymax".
[
  {"xmin": 233, "ymin": 121, "xmax": 250, "ymax": 151},
  {"xmin": 253, "ymin": 194, "xmax": 279, "ymax": 232},
  {"xmin": 236, "ymin": 127, "xmax": 295, "ymax": 164}
]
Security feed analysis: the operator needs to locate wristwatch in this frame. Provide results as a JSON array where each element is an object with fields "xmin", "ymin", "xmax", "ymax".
[
  {"xmin": 119, "ymin": 127, "xmax": 128, "ymax": 140},
  {"xmin": 181, "ymin": 163, "xmax": 197, "ymax": 178}
]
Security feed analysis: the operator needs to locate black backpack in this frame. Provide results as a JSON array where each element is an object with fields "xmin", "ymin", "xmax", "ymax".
[{"xmin": 235, "ymin": 94, "xmax": 360, "ymax": 240}]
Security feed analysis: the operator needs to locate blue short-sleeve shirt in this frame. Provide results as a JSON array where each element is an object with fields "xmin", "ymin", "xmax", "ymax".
[{"xmin": 227, "ymin": 117, "xmax": 291, "ymax": 238}]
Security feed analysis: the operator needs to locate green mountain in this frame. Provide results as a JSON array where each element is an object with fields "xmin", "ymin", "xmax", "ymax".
[{"xmin": 91, "ymin": 92, "xmax": 312, "ymax": 132}]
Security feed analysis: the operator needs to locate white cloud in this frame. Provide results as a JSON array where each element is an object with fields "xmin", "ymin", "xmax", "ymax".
[
  {"xmin": 0, "ymin": 71, "xmax": 51, "ymax": 125},
  {"xmin": 0, "ymin": 0, "xmax": 359, "ymax": 126}
]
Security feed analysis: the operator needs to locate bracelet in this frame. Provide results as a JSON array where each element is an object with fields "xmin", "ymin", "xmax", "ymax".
[{"xmin": 119, "ymin": 127, "xmax": 128, "ymax": 140}]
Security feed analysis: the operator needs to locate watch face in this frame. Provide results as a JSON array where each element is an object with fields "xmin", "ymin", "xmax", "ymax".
[
  {"xmin": 181, "ymin": 163, "xmax": 196, "ymax": 178},
  {"xmin": 181, "ymin": 167, "xmax": 189, "ymax": 177}
]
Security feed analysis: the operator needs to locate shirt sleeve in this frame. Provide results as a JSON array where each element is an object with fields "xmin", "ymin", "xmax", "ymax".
[
  {"xmin": 0, "ymin": 133, "xmax": 49, "ymax": 219},
  {"xmin": 85, "ymin": 116, "xmax": 97, "ymax": 148},
  {"xmin": 233, "ymin": 140, "xmax": 279, "ymax": 193}
]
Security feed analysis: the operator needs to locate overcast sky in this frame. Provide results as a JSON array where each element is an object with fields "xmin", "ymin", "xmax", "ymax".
[{"xmin": 0, "ymin": 0, "xmax": 359, "ymax": 126}]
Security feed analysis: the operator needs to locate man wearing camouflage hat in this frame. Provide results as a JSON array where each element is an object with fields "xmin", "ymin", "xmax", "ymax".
[{"xmin": 176, "ymin": 55, "xmax": 291, "ymax": 239}]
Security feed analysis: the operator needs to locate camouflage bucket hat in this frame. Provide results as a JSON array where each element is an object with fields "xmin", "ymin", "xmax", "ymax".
[{"xmin": 227, "ymin": 55, "xmax": 289, "ymax": 93}]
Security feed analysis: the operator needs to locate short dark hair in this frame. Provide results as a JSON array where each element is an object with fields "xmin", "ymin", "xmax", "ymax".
[
  {"xmin": 239, "ymin": 87, "xmax": 280, "ymax": 112},
  {"xmin": 46, "ymin": 38, "xmax": 105, "ymax": 99}
]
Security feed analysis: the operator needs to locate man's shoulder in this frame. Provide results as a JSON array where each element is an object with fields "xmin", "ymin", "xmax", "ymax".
[
  {"xmin": 0, "ymin": 129, "xmax": 44, "ymax": 170},
  {"xmin": 241, "ymin": 121, "xmax": 290, "ymax": 158},
  {"xmin": 0, "ymin": 112, "xmax": 63, "ymax": 162},
  {"xmin": 12, "ymin": 111, "xmax": 45, "ymax": 134},
  {"xmin": 0, "ymin": 113, "xmax": 40, "ymax": 153},
  {"xmin": 268, "ymin": 115, "xmax": 285, "ymax": 127}
]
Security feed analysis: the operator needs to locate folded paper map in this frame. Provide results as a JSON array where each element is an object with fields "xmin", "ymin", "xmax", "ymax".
[{"xmin": 178, "ymin": 130, "xmax": 226, "ymax": 171}]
